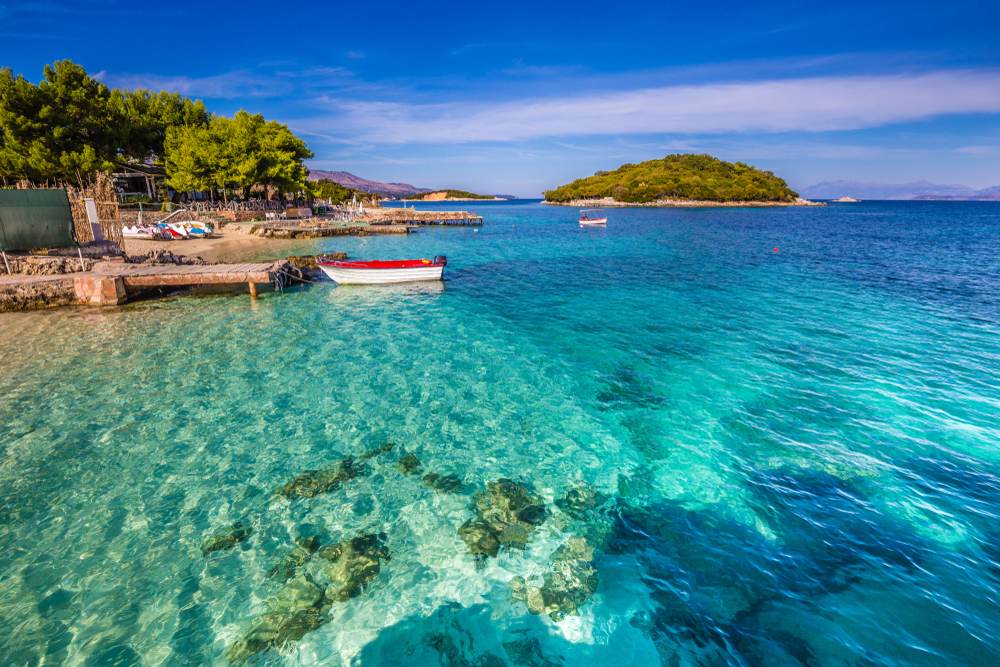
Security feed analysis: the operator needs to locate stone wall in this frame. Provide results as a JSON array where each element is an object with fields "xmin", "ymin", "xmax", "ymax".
[
  {"xmin": 2, "ymin": 255, "xmax": 96, "ymax": 276},
  {"xmin": 0, "ymin": 278, "xmax": 77, "ymax": 312},
  {"xmin": 218, "ymin": 211, "xmax": 259, "ymax": 222},
  {"xmin": 118, "ymin": 210, "xmax": 191, "ymax": 225}
]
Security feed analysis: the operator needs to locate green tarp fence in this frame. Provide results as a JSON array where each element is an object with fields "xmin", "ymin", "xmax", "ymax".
[{"xmin": 0, "ymin": 189, "xmax": 78, "ymax": 253}]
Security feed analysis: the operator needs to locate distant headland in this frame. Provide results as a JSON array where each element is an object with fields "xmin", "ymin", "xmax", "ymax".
[
  {"xmin": 405, "ymin": 189, "xmax": 500, "ymax": 201},
  {"xmin": 543, "ymin": 154, "xmax": 821, "ymax": 207}
]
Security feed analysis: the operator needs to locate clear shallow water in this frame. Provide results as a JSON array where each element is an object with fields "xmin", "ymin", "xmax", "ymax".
[{"xmin": 1, "ymin": 200, "xmax": 999, "ymax": 667}]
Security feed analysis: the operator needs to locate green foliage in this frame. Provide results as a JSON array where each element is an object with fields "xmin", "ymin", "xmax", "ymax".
[
  {"xmin": 0, "ymin": 60, "xmax": 117, "ymax": 182},
  {"xmin": 110, "ymin": 88, "xmax": 209, "ymax": 162},
  {"xmin": 164, "ymin": 110, "xmax": 314, "ymax": 200},
  {"xmin": 0, "ymin": 60, "xmax": 211, "ymax": 183},
  {"xmin": 309, "ymin": 178, "xmax": 361, "ymax": 204},
  {"xmin": 544, "ymin": 154, "xmax": 799, "ymax": 203},
  {"xmin": 405, "ymin": 189, "xmax": 494, "ymax": 200},
  {"xmin": 0, "ymin": 60, "xmax": 307, "ymax": 198}
]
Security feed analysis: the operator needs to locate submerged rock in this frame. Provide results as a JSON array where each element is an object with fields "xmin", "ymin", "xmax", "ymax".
[
  {"xmin": 555, "ymin": 486, "xmax": 607, "ymax": 520},
  {"xmin": 361, "ymin": 442, "xmax": 396, "ymax": 459},
  {"xmin": 502, "ymin": 637, "xmax": 562, "ymax": 667},
  {"xmin": 225, "ymin": 575, "xmax": 328, "ymax": 665},
  {"xmin": 458, "ymin": 479, "xmax": 547, "ymax": 560},
  {"xmin": 458, "ymin": 519, "xmax": 501, "ymax": 559},
  {"xmin": 318, "ymin": 532, "xmax": 392, "ymax": 602},
  {"xmin": 227, "ymin": 532, "xmax": 393, "ymax": 665},
  {"xmin": 397, "ymin": 452, "xmax": 424, "ymax": 475},
  {"xmin": 268, "ymin": 535, "xmax": 323, "ymax": 583},
  {"xmin": 201, "ymin": 520, "xmax": 252, "ymax": 557},
  {"xmin": 509, "ymin": 486, "xmax": 612, "ymax": 621},
  {"xmin": 510, "ymin": 536, "xmax": 599, "ymax": 621},
  {"xmin": 275, "ymin": 456, "xmax": 366, "ymax": 499},
  {"xmin": 422, "ymin": 472, "xmax": 463, "ymax": 494}
]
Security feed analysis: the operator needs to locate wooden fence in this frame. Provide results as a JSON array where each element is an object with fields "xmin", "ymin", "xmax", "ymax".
[{"xmin": 69, "ymin": 200, "xmax": 124, "ymax": 245}]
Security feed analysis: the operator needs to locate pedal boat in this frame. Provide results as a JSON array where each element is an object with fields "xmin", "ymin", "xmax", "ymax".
[
  {"xmin": 316, "ymin": 256, "xmax": 447, "ymax": 284},
  {"xmin": 122, "ymin": 224, "xmax": 168, "ymax": 240}
]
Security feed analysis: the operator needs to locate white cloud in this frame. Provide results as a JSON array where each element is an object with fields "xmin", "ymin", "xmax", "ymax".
[
  {"xmin": 953, "ymin": 145, "xmax": 994, "ymax": 155},
  {"xmin": 95, "ymin": 66, "xmax": 357, "ymax": 100},
  {"xmin": 96, "ymin": 69, "xmax": 279, "ymax": 99},
  {"xmin": 314, "ymin": 70, "xmax": 1000, "ymax": 144}
]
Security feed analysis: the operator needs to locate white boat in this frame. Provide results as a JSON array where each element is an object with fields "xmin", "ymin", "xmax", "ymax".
[
  {"xmin": 176, "ymin": 221, "xmax": 215, "ymax": 237},
  {"xmin": 579, "ymin": 208, "xmax": 607, "ymax": 226},
  {"xmin": 316, "ymin": 256, "xmax": 446, "ymax": 284},
  {"xmin": 123, "ymin": 225, "xmax": 168, "ymax": 240},
  {"xmin": 159, "ymin": 222, "xmax": 190, "ymax": 238}
]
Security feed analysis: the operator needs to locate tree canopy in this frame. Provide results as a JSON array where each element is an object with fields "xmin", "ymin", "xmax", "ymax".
[
  {"xmin": 163, "ymin": 110, "xmax": 313, "ymax": 201},
  {"xmin": 310, "ymin": 178, "xmax": 364, "ymax": 204},
  {"xmin": 110, "ymin": 88, "xmax": 209, "ymax": 163},
  {"xmin": 0, "ymin": 60, "xmax": 310, "ymax": 200},
  {"xmin": 543, "ymin": 154, "xmax": 799, "ymax": 203},
  {"xmin": 0, "ymin": 61, "xmax": 118, "ymax": 182}
]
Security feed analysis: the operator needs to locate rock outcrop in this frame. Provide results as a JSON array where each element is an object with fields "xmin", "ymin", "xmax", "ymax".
[
  {"xmin": 226, "ymin": 532, "xmax": 392, "ymax": 665},
  {"xmin": 458, "ymin": 479, "xmax": 547, "ymax": 561},
  {"xmin": 275, "ymin": 456, "xmax": 366, "ymax": 499}
]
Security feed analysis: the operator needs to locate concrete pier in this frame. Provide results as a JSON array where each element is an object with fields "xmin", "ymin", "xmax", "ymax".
[{"xmin": 1, "ymin": 262, "xmax": 281, "ymax": 310}]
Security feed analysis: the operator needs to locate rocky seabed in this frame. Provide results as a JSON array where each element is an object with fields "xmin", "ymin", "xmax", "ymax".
[{"xmin": 194, "ymin": 444, "xmax": 613, "ymax": 665}]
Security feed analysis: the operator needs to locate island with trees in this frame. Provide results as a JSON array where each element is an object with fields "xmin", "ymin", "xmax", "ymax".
[
  {"xmin": 544, "ymin": 154, "xmax": 820, "ymax": 207},
  {"xmin": 405, "ymin": 189, "xmax": 496, "ymax": 201}
]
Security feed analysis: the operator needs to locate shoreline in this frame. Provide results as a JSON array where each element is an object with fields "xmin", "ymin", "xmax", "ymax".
[
  {"xmin": 542, "ymin": 197, "xmax": 824, "ymax": 208},
  {"xmin": 121, "ymin": 228, "xmax": 320, "ymax": 263}
]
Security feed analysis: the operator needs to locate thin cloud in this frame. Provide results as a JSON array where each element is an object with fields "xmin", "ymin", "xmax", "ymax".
[
  {"xmin": 96, "ymin": 69, "xmax": 282, "ymax": 99},
  {"xmin": 953, "ymin": 145, "xmax": 994, "ymax": 155},
  {"xmin": 317, "ymin": 70, "xmax": 1000, "ymax": 144},
  {"xmin": 96, "ymin": 66, "xmax": 358, "ymax": 100},
  {"xmin": 347, "ymin": 52, "xmax": 366, "ymax": 59}
]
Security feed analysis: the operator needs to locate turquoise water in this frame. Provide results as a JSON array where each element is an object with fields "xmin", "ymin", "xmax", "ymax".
[{"xmin": 2, "ymin": 200, "xmax": 999, "ymax": 667}]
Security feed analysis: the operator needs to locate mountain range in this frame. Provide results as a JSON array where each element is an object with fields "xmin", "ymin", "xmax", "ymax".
[
  {"xmin": 799, "ymin": 180, "xmax": 1000, "ymax": 201},
  {"xmin": 307, "ymin": 170, "xmax": 432, "ymax": 197}
]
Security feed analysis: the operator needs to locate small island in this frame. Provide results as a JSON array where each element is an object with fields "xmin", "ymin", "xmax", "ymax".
[
  {"xmin": 406, "ymin": 189, "xmax": 498, "ymax": 201},
  {"xmin": 543, "ymin": 154, "xmax": 822, "ymax": 207}
]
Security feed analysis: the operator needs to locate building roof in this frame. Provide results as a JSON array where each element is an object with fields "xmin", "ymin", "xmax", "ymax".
[{"xmin": 115, "ymin": 163, "xmax": 166, "ymax": 177}]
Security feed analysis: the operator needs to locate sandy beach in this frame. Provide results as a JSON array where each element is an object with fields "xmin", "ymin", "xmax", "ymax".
[{"xmin": 122, "ymin": 227, "xmax": 321, "ymax": 263}]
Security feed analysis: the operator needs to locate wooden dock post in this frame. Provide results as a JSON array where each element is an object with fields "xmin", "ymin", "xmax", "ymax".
[{"xmin": 248, "ymin": 281, "xmax": 258, "ymax": 298}]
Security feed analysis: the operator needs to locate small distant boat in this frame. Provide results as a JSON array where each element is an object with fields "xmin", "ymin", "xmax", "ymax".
[
  {"xmin": 579, "ymin": 208, "xmax": 607, "ymax": 226},
  {"xmin": 316, "ymin": 256, "xmax": 447, "ymax": 284},
  {"xmin": 832, "ymin": 197, "xmax": 860, "ymax": 202}
]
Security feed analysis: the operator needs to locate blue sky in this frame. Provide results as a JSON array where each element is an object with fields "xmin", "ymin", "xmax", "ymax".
[{"xmin": 2, "ymin": 0, "xmax": 999, "ymax": 196}]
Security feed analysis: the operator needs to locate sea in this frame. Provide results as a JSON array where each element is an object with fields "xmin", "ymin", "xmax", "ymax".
[{"xmin": 1, "ymin": 200, "xmax": 999, "ymax": 667}]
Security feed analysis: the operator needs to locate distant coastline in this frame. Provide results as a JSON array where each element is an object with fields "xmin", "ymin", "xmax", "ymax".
[{"xmin": 542, "ymin": 196, "xmax": 824, "ymax": 208}]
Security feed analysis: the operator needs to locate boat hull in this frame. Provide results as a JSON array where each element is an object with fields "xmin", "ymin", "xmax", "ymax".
[
  {"xmin": 317, "ymin": 264, "xmax": 444, "ymax": 284},
  {"xmin": 580, "ymin": 218, "xmax": 607, "ymax": 226}
]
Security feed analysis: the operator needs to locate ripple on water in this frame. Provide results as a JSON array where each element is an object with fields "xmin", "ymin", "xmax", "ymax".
[{"xmin": 0, "ymin": 201, "xmax": 999, "ymax": 665}]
